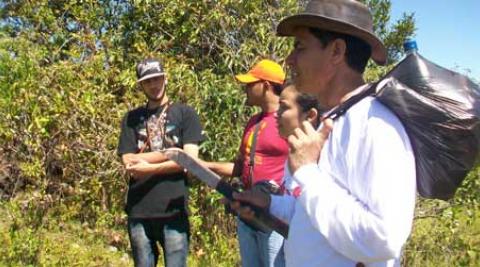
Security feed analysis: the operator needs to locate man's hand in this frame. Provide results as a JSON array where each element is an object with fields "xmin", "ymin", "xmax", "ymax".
[
  {"xmin": 122, "ymin": 153, "xmax": 142, "ymax": 166},
  {"xmin": 288, "ymin": 119, "xmax": 333, "ymax": 173},
  {"xmin": 126, "ymin": 159, "xmax": 157, "ymax": 180},
  {"xmin": 225, "ymin": 189, "xmax": 271, "ymax": 221}
]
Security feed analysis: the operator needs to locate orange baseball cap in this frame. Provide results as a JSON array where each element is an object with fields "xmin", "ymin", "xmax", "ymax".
[{"xmin": 235, "ymin": 59, "xmax": 285, "ymax": 85}]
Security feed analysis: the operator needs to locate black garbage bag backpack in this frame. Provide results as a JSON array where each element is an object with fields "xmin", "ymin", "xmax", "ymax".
[{"xmin": 327, "ymin": 52, "xmax": 480, "ymax": 200}]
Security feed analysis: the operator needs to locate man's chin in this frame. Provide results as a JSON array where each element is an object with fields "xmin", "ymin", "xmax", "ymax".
[{"xmin": 146, "ymin": 95, "xmax": 164, "ymax": 102}]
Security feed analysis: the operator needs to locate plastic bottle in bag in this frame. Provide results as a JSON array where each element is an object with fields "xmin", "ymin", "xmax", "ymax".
[
  {"xmin": 326, "ymin": 38, "xmax": 480, "ymax": 200},
  {"xmin": 403, "ymin": 38, "xmax": 418, "ymax": 56},
  {"xmin": 377, "ymin": 38, "xmax": 480, "ymax": 199}
]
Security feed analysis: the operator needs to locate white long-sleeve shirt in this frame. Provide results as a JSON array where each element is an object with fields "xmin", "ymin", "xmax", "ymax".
[{"xmin": 270, "ymin": 96, "xmax": 416, "ymax": 267}]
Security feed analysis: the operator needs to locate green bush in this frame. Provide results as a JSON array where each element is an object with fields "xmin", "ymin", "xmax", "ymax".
[{"xmin": 2, "ymin": 1, "xmax": 477, "ymax": 266}]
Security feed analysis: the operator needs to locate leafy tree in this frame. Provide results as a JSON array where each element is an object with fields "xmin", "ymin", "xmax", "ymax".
[{"xmin": 4, "ymin": 1, "xmax": 475, "ymax": 266}]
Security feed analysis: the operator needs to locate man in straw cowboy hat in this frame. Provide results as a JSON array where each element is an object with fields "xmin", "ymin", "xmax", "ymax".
[{"xmin": 231, "ymin": 0, "xmax": 416, "ymax": 266}]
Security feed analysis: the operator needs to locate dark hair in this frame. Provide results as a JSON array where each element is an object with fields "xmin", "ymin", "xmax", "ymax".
[
  {"xmin": 296, "ymin": 92, "xmax": 324, "ymax": 128},
  {"xmin": 296, "ymin": 93, "xmax": 319, "ymax": 113},
  {"xmin": 278, "ymin": 83, "xmax": 323, "ymax": 127},
  {"xmin": 280, "ymin": 81, "xmax": 322, "ymax": 113},
  {"xmin": 308, "ymin": 28, "xmax": 372, "ymax": 73}
]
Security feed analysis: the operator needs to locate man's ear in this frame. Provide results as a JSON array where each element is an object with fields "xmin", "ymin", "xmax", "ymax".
[
  {"xmin": 263, "ymin": 81, "xmax": 271, "ymax": 94},
  {"xmin": 137, "ymin": 80, "xmax": 146, "ymax": 91},
  {"xmin": 331, "ymin": 38, "xmax": 347, "ymax": 65}
]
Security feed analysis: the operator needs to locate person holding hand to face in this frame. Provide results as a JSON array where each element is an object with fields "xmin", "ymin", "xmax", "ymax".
[{"xmin": 230, "ymin": 0, "xmax": 417, "ymax": 266}]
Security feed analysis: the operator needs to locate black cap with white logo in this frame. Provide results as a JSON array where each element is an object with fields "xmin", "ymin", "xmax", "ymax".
[{"xmin": 136, "ymin": 58, "xmax": 166, "ymax": 82}]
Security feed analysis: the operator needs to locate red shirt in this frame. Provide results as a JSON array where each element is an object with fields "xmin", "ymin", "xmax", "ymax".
[{"xmin": 239, "ymin": 112, "xmax": 289, "ymax": 188}]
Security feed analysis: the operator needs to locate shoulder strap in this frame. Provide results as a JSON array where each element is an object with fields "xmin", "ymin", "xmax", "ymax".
[
  {"xmin": 247, "ymin": 115, "xmax": 263, "ymax": 188},
  {"xmin": 324, "ymin": 84, "xmax": 376, "ymax": 120}
]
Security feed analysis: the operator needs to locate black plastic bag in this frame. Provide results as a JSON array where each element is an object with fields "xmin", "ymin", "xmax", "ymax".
[{"xmin": 328, "ymin": 53, "xmax": 480, "ymax": 200}]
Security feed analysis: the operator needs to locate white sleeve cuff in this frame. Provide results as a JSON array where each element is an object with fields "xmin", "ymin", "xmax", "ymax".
[{"xmin": 292, "ymin": 163, "xmax": 321, "ymax": 188}]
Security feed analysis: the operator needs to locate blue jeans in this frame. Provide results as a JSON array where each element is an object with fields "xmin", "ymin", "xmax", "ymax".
[
  {"xmin": 237, "ymin": 218, "xmax": 285, "ymax": 267},
  {"xmin": 128, "ymin": 216, "xmax": 189, "ymax": 267}
]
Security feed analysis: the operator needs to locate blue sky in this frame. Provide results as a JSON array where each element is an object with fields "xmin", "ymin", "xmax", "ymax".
[{"xmin": 390, "ymin": 0, "xmax": 480, "ymax": 81}]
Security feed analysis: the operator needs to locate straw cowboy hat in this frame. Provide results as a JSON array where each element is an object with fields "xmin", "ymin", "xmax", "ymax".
[{"xmin": 277, "ymin": 0, "xmax": 387, "ymax": 65}]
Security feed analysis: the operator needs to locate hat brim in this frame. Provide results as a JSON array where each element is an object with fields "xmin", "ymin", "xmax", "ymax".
[
  {"xmin": 277, "ymin": 14, "xmax": 387, "ymax": 65},
  {"xmin": 137, "ymin": 72, "xmax": 166, "ymax": 83},
  {"xmin": 235, "ymin": 73, "xmax": 260, "ymax": 84}
]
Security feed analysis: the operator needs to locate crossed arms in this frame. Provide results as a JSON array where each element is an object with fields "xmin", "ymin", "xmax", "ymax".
[{"xmin": 122, "ymin": 144, "xmax": 199, "ymax": 179}]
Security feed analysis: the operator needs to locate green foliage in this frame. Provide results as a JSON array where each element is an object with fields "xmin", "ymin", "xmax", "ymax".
[
  {"xmin": 0, "ymin": 0, "xmax": 477, "ymax": 266},
  {"xmin": 403, "ymin": 170, "xmax": 480, "ymax": 266},
  {"xmin": 0, "ymin": 202, "xmax": 131, "ymax": 266}
]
